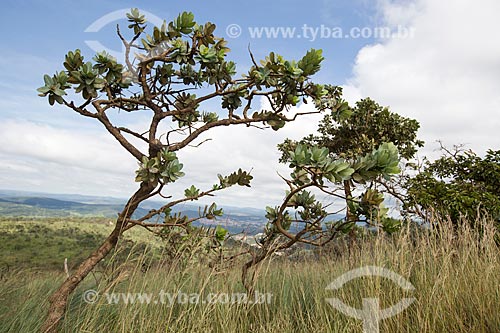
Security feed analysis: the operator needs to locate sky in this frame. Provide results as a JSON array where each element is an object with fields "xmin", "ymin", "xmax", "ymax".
[{"xmin": 0, "ymin": 0, "xmax": 499, "ymax": 209}]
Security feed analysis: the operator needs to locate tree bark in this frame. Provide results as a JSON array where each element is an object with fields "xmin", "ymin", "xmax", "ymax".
[
  {"xmin": 343, "ymin": 180, "xmax": 358, "ymax": 249},
  {"xmin": 343, "ymin": 180, "xmax": 355, "ymax": 223},
  {"xmin": 40, "ymin": 182, "xmax": 155, "ymax": 333}
]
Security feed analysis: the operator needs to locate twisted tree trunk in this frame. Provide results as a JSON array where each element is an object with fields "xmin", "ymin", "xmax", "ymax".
[{"xmin": 40, "ymin": 183, "xmax": 155, "ymax": 333}]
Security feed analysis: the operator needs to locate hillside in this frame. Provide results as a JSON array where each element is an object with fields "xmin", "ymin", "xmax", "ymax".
[
  {"xmin": 0, "ymin": 217, "xmax": 160, "ymax": 270},
  {"xmin": 0, "ymin": 189, "xmax": 267, "ymax": 234}
]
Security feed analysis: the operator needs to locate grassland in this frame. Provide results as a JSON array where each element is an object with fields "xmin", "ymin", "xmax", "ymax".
[
  {"xmin": 0, "ymin": 218, "xmax": 499, "ymax": 332},
  {"xmin": 0, "ymin": 217, "xmax": 161, "ymax": 270}
]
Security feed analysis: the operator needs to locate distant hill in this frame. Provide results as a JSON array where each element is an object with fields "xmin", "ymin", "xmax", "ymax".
[
  {"xmin": 10, "ymin": 197, "xmax": 96, "ymax": 209},
  {"xmin": 0, "ymin": 189, "xmax": 267, "ymax": 235},
  {"xmin": 0, "ymin": 189, "xmax": 126, "ymax": 205},
  {"xmin": 0, "ymin": 196, "xmax": 148, "ymax": 218}
]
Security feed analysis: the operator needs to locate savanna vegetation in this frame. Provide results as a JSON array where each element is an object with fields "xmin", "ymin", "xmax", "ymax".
[
  {"xmin": 0, "ymin": 7, "xmax": 498, "ymax": 333},
  {"xmin": 0, "ymin": 217, "xmax": 498, "ymax": 332}
]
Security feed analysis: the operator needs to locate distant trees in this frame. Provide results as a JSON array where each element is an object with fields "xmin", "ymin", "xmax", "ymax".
[
  {"xmin": 277, "ymin": 96, "xmax": 423, "ymax": 230},
  {"xmin": 403, "ymin": 145, "xmax": 500, "ymax": 225},
  {"xmin": 38, "ymin": 9, "xmax": 328, "ymax": 332}
]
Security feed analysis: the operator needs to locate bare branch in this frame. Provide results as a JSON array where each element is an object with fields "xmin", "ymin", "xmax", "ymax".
[
  {"xmin": 64, "ymin": 100, "xmax": 98, "ymax": 118},
  {"xmin": 92, "ymin": 101, "xmax": 145, "ymax": 160},
  {"xmin": 117, "ymin": 127, "xmax": 150, "ymax": 144},
  {"xmin": 187, "ymin": 138, "xmax": 212, "ymax": 148}
]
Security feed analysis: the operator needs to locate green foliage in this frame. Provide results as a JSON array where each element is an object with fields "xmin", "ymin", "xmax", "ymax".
[
  {"xmin": 250, "ymin": 110, "xmax": 287, "ymax": 131},
  {"xmin": 214, "ymin": 225, "xmax": 227, "ymax": 243},
  {"xmin": 63, "ymin": 49, "xmax": 84, "ymax": 72},
  {"xmin": 269, "ymin": 94, "xmax": 421, "ymax": 243},
  {"xmin": 279, "ymin": 97, "xmax": 423, "ymax": 163},
  {"xmin": 37, "ymin": 72, "xmax": 70, "ymax": 105},
  {"xmin": 321, "ymin": 98, "xmax": 423, "ymax": 159},
  {"xmin": 173, "ymin": 92, "xmax": 200, "ymax": 127},
  {"xmin": 184, "ymin": 185, "xmax": 200, "ymax": 199},
  {"xmin": 39, "ymin": 9, "xmax": 329, "ymax": 134},
  {"xmin": 0, "ymin": 218, "xmax": 161, "ymax": 269},
  {"xmin": 135, "ymin": 148, "xmax": 185, "ymax": 184},
  {"xmin": 221, "ymin": 87, "xmax": 247, "ymax": 111},
  {"xmin": 288, "ymin": 144, "xmax": 354, "ymax": 183},
  {"xmin": 287, "ymin": 142, "xmax": 400, "ymax": 186},
  {"xmin": 287, "ymin": 190, "xmax": 316, "ymax": 208},
  {"xmin": 195, "ymin": 44, "xmax": 220, "ymax": 64},
  {"xmin": 71, "ymin": 62, "xmax": 106, "ymax": 99},
  {"xmin": 260, "ymin": 139, "xmax": 401, "ymax": 245},
  {"xmin": 215, "ymin": 169, "xmax": 253, "ymax": 189},
  {"xmin": 265, "ymin": 206, "xmax": 292, "ymax": 232},
  {"xmin": 405, "ymin": 148, "xmax": 500, "ymax": 224},
  {"xmin": 380, "ymin": 217, "xmax": 403, "ymax": 234},
  {"xmin": 311, "ymin": 84, "xmax": 343, "ymax": 113},
  {"xmin": 246, "ymin": 49, "xmax": 327, "ymax": 111},
  {"xmin": 93, "ymin": 51, "xmax": 126, "ymax": 85},
  {"xmin": 297, "ymin": 49, "xmax": 324, "ymax": 76},
  {"xmin": 344, "ymin": 188, "xmax": 400, "ymax": 230},
  {"xmin": 352, "ymin": 142, "xmax": 401, "ymax": 183},
  {"xmin": 201, "ymin": 111, "xmax": 219, "ymax": 123},
  {"xmin": 259, "ymin": 140, "xmax": 404, "ymax": 247},
  {"xmin": 35, "ymin": 10, "xmax": 337, "ymax": 237},
  {"xmin": 204, "ymin": 202, "xmax": 224, "ymax": 220},
  {"xmin": 126, "ymin": 8, "xmax": 146, "ymax": 34},
  {"xmin": 173, "ymin": 11, "xmax": 196, "ymax": 34}
]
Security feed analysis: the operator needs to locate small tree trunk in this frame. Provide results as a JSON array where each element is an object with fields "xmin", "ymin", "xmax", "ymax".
[
  {"xmin": 40, "ymin": 182, "xmax": 155, "ymax": 333},
  {"xmin": 242, "ymin": 253, "xmax": 266, "ymax": 295},
  {"xmin": 343, "ymin": 180, "xmax": 358, "ymax": 251},
  {"xmin": 343, "ymin": 180, "xmax": 355, "ymax": 223}
]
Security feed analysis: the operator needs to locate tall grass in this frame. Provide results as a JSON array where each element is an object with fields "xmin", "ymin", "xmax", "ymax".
[{"xmin": 1, "ymin": 218, "xmax": 499, "ymax": 332}]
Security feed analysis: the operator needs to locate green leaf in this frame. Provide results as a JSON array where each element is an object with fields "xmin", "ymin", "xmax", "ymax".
[
  {"xmin": 184, "ymin": 185, "xmax": 200, "ymax": 199},
  {"xmin": 174, "ymin": 12, "xmax": 196, "ymax": 34},
  {"xmin": 297, "ymin": 49, "xmax": 324, "ymax": 76},
  {"xmin": 215, "ymin": 225, "xmax": 227, "ymax": 242}
]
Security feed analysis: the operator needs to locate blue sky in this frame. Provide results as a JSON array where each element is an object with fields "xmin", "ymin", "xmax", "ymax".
[
  {"xmin": 1, "ymin": 0, "xmax": 499, "ymax": 208},
  {"xmin": 1, "ymin": 0, "xmax": 377, "ymax": 86}
]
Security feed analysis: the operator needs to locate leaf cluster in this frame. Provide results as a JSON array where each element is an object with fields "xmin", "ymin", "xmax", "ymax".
[
  {"xmin": 135, "ymin": 148, "xmax": 185, "ymax": 184},
  {"xmin": 405, "ymin": 149, "xmax": 500, "ymax": 224}
]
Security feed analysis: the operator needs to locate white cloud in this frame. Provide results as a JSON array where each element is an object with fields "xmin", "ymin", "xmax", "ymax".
[
  {"xmin": 344, "ymin": 0, "xmax": 500, "ymax": 157},
  {"xmin": 0, "ymin": 152, "xmax": 137, "ymax": 198},
  {"xmin": 0, "ymin": 120, "xmax": 142, "ymax": 197},
  {"xmin": 0, "ymin": 120, "xmax": 136, "ymax": 174}
]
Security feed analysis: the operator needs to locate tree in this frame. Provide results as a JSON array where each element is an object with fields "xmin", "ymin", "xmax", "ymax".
[
  {"xmin": 403, "ymin": 145, "xmax": 500, "ymax": 225},
  {"xmin": 37, "ymin": 9, "xmax": 330, "ymax": 332},
  {"xmin": 277, "ymin": 96, "xmax": 423, "ymax": 228},
  {"xmin": 242, "ymin": 139, "xmax": 404, "ymax": 291},
  {"xmin": 242, "ymin": 93, "xmax": 423, "ymax": 291}
]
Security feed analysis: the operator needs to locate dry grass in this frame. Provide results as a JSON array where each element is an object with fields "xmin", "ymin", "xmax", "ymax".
[{"xmin": 0, "ymin": 218, "xmax": 499, "ymax": 332}]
